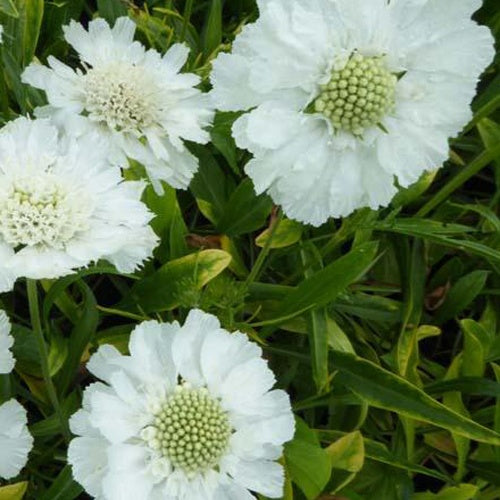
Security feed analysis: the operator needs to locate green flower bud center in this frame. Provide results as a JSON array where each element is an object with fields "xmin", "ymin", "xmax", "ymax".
[
  {"xmin": 146, "ymin": 387, "xmax": 232, "ymax": 474},
  {"xmin": 314, "ymin": 53, "xmax": 397, "ymax": 136}
]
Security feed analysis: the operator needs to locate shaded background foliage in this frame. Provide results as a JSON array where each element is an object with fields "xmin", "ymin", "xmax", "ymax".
[{"xmin": 0, "ymin": 0, "xmax": 500, "ymax": 499}]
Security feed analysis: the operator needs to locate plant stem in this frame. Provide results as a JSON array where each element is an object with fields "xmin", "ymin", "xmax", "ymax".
[
  {"xmin": 245, "ymin": 209, "xmax": 283, "ymax": 288},
  {"xmin": 26, "ymin": 279, "xmax": 70, "ymax": 441}
]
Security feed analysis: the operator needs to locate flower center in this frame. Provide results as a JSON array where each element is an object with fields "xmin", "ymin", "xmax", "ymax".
[
  {"xmin": 143, "ymin": 386, "xmax": 232, "ymax": 474},
  {"xmin": 0, "ymin": 174, "xmax": 91, "ymax": 248},
  {"xmin": 314, "ymin": 53, "xmax": 397, "ymax": 136},
  {"xmin": 83, "ymin": 63, "xmax": 158, "ymax": 132}
]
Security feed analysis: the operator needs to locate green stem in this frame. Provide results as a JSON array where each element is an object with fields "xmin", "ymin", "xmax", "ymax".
[
  {"xmin": 417, "ymin": 144, "xmax": 500, "ymax": 217},
  {"xmin": 245, "ymin": 210, "xmax": 283, "ymax": 288},
  {"xmin": 26, "ymin": 279, "xmax": 70, "ymax": 441}
]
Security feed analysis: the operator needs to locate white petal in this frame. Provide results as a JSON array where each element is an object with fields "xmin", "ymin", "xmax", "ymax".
[
  {"xmin": 228, "ymin": 459, "xmax": 284, "ymax": 499},
  {"xmin": 0, "ymin": 400, "xmax": 33, "ymax": 480},
  {"xmin": 68, "ymin": 436, "xmax": 109, "ymax": 497},
  {"xmin": 172, "ymin": 309, "xmax": 221, "ymax": 386}
]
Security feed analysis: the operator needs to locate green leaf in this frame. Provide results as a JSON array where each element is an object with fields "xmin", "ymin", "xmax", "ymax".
[
  {"xmin": 55, "ymin": 282, "xmax": 98, "ymax": 395},
  {"xmin": 279, "ymin": 241, "xmax": 379, "ymax": 317},
  {"xmin": 285, "ymin": 420, "xmax": 331, "ymax": 500},
  {"xmin": 0, "ymin": 482, "xmax": 28, "ymax": 500},
  {"xmin": 376, "ymin": 219, "xmax": 500, "ymax": 265},
  {"xmin": 202, "ymin": 0, "xmax": 222, "ymax": 57},
  {"xmin": 320, "ymin": 430, "xmax": 450, "ymax": 482},
  {"xmin": 256, "ymin": 219, "xmax": 303, "ymax": 249},
  {"xmin": 0, "ymin": 0, "xmax": 18, "ymax": 17},
  {"xmin": 332, "ymin": 350, "xmax": 500, "ymax": 445},
  {"xmin": 412, "ymin": 484, "xmax": 478, "ymax": 500},
  {"xmin": 210, "ymin": 112, "xmax": 239, "ymax": 173},
  {"xmin": 4, "ymin": 0, "xmax": 43, "ymax": 65},
  {"xmin": 38, "ymin": 465, "xmax": 82, "ymax": 500},
  {"xmin": 190, "ymin": 146, "xmax": 229, "ymax": 224},
  {"xmin": 433, "ymin": 270, "xmax": 489, "ymax": 325},
  {"xmin": 97, "ymin": 0, "xmax": 127, "ymax": 23},
  {"xmin": 129, "ymin": 250, "xmax": 232, "ymax": 313},
  {"xmin": 144, "ymin": 184, "xmax": 188, "ymax": 262},
  {"xmin": 218, "ymin": 179, "xmax": 273, "ymax": 236},
  {"xmin": 461, "ymin": 319, "xmax": 489, "ymax": 378},
  {"xmin": 326, "ymin": 431, "xmax": 365, "ymax": 472}
]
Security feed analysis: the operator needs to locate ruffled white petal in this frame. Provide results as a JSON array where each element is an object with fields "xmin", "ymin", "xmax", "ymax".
[
  {"xmin": 0, "ymin": 118, "xmax": 158, "ymax": 290},
  {"xmin": 68, "ymin": 436, "xmax": 109, "ymax": 497},
  {"xmin": 22, "ymin": 17, "xmax": 214, "ymax": 190},
  {"xmin": 0, "ymin": 310, "xmax": 14, "ymax": 374},
  {"xmin": 211, "ymin": 0, "xmax": 494, "ymax": 225},
  {"xmin": 69, "ymin": 310, "xmax": 294, "ymax": 499},
  {"xmin": 0, "ymin": 399, "xmax": 33, "ymax": 480}
]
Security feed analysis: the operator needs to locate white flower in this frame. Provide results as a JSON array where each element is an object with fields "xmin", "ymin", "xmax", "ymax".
[
  {"xmin": 0, "ymin": 117, "xmax": 159, "ymax": 292},
  {"xmin": 210, "ymin": 0, "xmax": 495, "ymax": 226},
  {"xmin": 0, "ymin": 310, "xmax": 14, "ymax": 374},
  {"xmin": 68, "ymin": 309, "xmax": 295, "ymax": 500},
  {"xmin": 22, "ymin": 17, "xmax": 214, "ymax": 191},
  {"xmin": 0, "ymin": 399, "xmax": 33, "ymax": 480}
]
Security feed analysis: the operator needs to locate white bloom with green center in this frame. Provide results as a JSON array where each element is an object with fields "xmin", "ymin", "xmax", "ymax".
[
  {"xmin": 0, "ymin": 399, "xmax": 34, "ymax": 480},
  {"xmin": 0, "ymin": 117, "xmax": 159, "ymax": 292},
  {"xmin": 0, "ymin": 311, "xmax": 14, "ymax": 374},
  {"xmin": 22, "ymin": 17, "xmax": 214, "ymax": 191},
  {"xmin": 67, "ymin": 309, "xmax": 295, "ymax": 500},
  {"xmin": 210, "ymin": 0, "xmax": 495, "ymax": 226}
]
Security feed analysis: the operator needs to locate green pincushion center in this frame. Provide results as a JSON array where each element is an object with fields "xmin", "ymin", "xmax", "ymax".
[
  {"xmin": 145, "ymin": 386, "xmax": 232, "ymax": 474},
  {"xmin": 314, "ymin": 53, "xmax": 397, "ymax": 136}
]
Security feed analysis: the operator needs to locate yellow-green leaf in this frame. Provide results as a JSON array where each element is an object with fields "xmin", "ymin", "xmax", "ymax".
[
  {"xmin": 0, "ymin": 481, "xmax": 28, "ymax": 500},
  {"xmin": 256, "ymin": 219, "xmax": 303, "ymax": 249},
  {"xmin": 412, "ymin": 484, "xmax": 478, "ymax": 500},
  {"xmin": 326, "ymin": 431, "xmax": 365, "ymax": 472},
  {"xmin": 129, "ymin": 250, "xmax": 232, "ymax": 313}
]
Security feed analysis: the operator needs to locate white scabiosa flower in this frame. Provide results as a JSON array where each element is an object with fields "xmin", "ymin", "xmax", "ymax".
[
  {"xmin": 0, "ymin": 117, "xmax": 158, "ymax": 292},
  {"xmin": 0, "ymin": 311, "xmax": 14, "ymax": 374},
  {"xmin": 22, "ymin": 17, "xmax": 214, "ymax": 191},
  {"xmin": 68, "ymin": 309, "xmax": 295, "ymax": 500},
  {"xmin": 0, "ymin": 399, "xmax": 33, "ymax": 479},
  {"xmin": 210, "ymin": 0, "xmax": 495, "ymax": 226}
]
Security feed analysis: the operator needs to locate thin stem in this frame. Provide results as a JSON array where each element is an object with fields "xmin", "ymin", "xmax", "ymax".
[
  {"xmin": 26, "ymin": 279, "xmax": 70, "ymax": 441},
  {"xmin": 245, "ymin": 209, "xmax": 283, "ymax": 288}
]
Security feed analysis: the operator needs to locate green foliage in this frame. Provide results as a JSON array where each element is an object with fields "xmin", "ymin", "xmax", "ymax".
[{"xmin": 2, "ymin": 1, "xmax": 500, "ymax": 499}]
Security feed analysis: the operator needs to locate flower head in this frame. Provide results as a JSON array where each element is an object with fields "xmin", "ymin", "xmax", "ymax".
[
  {"xmin": 22, "ymin": 17, "xmax": 214, "ymax": 191},
  {"xmin": 68, "ymin": 309, "xmax": 295, "ymax": 500},
  {"xmin": 0, "ymin": 310, "xmax": 14, "ymax": 374},
  {"xmin": 0, "ymin": 117, "xmax": 159, "ymax": 291},
  {"xmin": 0, "ymin": 399, "xmax": 33, "ymax": 480},
  {"xmin": 210, "ymin": 0, "xmax": 495, "ymax": 226}
]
